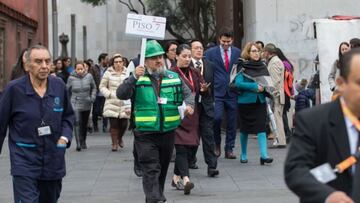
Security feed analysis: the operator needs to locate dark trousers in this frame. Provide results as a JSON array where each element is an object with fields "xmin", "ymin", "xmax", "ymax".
[
  {"xmin": 133, "ymin": 141, "xmax": 141, "ymax": 170},
  {"xmin": 174, "ymin": 145, "xmax": 192, "ymax": 177},
  {"xmin": 92, "ymin": 95, "xmax": 107, "ymax": 129},
  {"xmin": 134, "ymin": 131, "xmax": 175, "ymax": 203},
  {"xmin": 75, "ymin": 110, "xmax": 91, "ymax": 146},
  {"xmin": 282, "ymin": 109, "xmax": 292, "ymax": 141},
  {"xmin": 214, "ymin": 96, "xmax": 237, "ymax": 152},
  {"xmin": 189, "ymin": 104, "xmax": 217, "ymax": 169},
  {"xmin": 13, "ymin": 176, "xmax": 62, "ymax": 203}
]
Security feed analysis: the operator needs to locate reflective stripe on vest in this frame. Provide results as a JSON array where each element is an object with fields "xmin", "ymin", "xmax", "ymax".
[
  {"xmin": 164, "ymin": 115, "xmax": 181, "ymax": 122},
  {"xmin": 135, "ymin": 116, "xmax": 157, "ymax": 122},
  {"xmin": 134, "ymin": 70, "xmax": 183, "ymax": 132}
]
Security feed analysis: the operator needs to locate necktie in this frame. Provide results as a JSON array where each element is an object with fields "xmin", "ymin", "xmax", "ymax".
[
  {"xmin": 195, "ymin": 61, "xmax": 201, "ymax": 69},
  {"xmin": 195, "ymin": 60, "xmax": 204, "ymax": 75},
  {"xmin": 224, "ymin": 49, "xmax": 230, "ymax": 72}
]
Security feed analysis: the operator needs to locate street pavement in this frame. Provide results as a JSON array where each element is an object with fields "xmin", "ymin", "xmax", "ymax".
[{"xmin": 0, "ymin": 130, "xmax": 297, "ymax": 203}]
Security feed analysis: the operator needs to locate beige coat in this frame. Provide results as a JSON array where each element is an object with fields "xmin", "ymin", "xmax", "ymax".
[
  {"xmin": 100, "ymin": 66, "xmax": 131, "ymax": 119},
  {"xmin": 268, "ymin": 55, "xmax": 285, "ymax": 104}
]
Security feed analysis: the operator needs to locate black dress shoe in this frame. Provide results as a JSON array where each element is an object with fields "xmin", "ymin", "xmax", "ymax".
[
  {"xmin": 189, "ymin": 163, "xmax": 199, "ymax": 169},
  {"xmin": 134, "ymin": 166, "xmax": 143, "ymax": 177},
  {"xmin": 225, "ymin": 152, "xmax": 236, "ymax": 159},
  {"xmin": 260, "ymin": 157, "xmax": 274, "ymax": 165},
  {"xmin": 207, "ymin": 168, "xmax": 219, "ymax": 177}
]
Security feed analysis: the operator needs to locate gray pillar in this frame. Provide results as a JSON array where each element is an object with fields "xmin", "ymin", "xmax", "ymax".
[
  {"xmin": 105, "ymin": 2, "xmax": 109, "ymax": 53},
  {"xmin": 83, "ymin": 26, "xmax": 87, "ymax": 60},
  {"xmin": 71, "ymin": 14, "xmax": 76, "ymax": 67},
  {"xmin": 52, "ymin": 0, "xmax": 58, "ymax": 58}
]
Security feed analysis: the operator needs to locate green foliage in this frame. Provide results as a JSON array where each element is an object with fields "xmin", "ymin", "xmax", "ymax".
[
  {"xmin": 146, "ymin": 0, "xmax": 216, "ymax": 44},
  {"xmin": 80, "ymin": 0, "xmax": 216, "ymax": 44},
  {"xmin": 80, "ymin": 0, "xmax": 107, "ymax": 6}
]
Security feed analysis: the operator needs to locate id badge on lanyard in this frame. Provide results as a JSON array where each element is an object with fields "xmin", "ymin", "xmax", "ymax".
[
  {"xmin": 38, "ymin": 120, "xmax": 52, "ymax": 136},
  {"xmin": 156, "ymin": 75, "xmax": 168, "ymax": 104},
  {"xmin": 37, "ymin": 99, "xmax": 52, "ymax": 136}
]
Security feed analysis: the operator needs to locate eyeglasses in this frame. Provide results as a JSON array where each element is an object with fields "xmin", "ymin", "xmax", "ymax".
[{"xmin": 114, "ymin": 61, "xmax": 123, "ymax": 64}]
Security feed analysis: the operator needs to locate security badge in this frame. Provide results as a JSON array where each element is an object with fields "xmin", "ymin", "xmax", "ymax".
[
  {"xmin": 38, "ymin": 120, "xmax": 52, "ymax": 136},
  {"xmin": 157, "ymin": 97, "xmax": 168, "ymax": 104}
]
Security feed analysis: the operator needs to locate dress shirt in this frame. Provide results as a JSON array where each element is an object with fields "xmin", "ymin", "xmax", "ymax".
[{"xmin": 220, "ymin": 46, "xmax": 232, "ymax": 65}]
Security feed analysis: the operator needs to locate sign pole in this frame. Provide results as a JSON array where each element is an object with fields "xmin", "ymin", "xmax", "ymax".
[
  {"xmin": 125, "ymin": 13, "xmax": 166, "ymax": 75},
  {"xmin": 139, "ymin": 38, "xmax": 147, "ymax": 66}
]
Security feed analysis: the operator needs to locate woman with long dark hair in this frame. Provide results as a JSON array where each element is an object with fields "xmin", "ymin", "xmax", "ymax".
[
  {"xmin": 275, "ymin": 47, "xmax": 294, "ymax": 140},
  {"xmin": 235, "ymin": 42, "xmax": 273, "ymax": 165},
  {"xmin": 10, "ymin": 49, "xmax": 28, "ymax": 80},
  {"xmin": 53, "ymin": 57, "xmax": 68, "ymax": 83},
  {"xmin": 328, "ymin": 41, "xmax": 350, "ymax": 99},
  {"xmin": 163, "ymin": 41, "xmax": 179, "ymax": 69},
  {"xmin": 170, "ymin": 44, "xmax": 210, "ymax": 195}
]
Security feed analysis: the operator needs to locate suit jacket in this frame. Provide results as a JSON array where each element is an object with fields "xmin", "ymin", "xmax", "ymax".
[
  {"xmin": 267, "ymin": 55, "xmax": 285, "ymax": 104},
  {"xmin": 191, "ymin": 59, "xmax": 215, "ymax": 117},
  {"xmin": 204, "ymin": 45, "xmax": 240, "ymax": 98},
  {"xmin": 284, "ymin": 99, "xmax": 358, "ymax": 203}
]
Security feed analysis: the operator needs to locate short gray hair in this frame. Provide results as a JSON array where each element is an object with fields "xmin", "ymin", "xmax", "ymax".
[{"xmin": 25, "ymin": 45, "xmax": 51, "ymax": 64}]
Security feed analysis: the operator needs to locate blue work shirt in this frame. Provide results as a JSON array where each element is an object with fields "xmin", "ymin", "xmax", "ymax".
[{"xmin": 0, "ymin": 75, "xmax": 75, "ymax": 180}]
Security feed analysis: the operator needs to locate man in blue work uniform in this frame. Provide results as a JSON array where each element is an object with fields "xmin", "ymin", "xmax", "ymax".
[{"xmin": 0, "ymin": 45, "xmax": 75, "ymax": 203}]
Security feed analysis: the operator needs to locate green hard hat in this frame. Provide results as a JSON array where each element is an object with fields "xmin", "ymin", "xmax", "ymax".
[{"xmin": 145, "ymin": 40, "xmax": 165, "ymax": 58}]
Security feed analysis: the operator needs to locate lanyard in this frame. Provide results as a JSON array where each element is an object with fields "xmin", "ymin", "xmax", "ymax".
[
  {"xmin": 341, "ymin": 98, "xmax": 360, "ymax": 132},
  {"xmin": 156, "ymin": 74, "xmax": 163, "ymax": 100},
  {"xmin": 177, "ymin": 67, "xmax": 195, "ymax": 92}
]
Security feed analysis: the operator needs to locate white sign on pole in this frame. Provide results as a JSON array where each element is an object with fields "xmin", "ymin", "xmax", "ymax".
[
  {"xmin": 125, "ymin": 13, "xmax": 166, "ymax": 40},
  {"xmin": 125, "ymin": 14, "xmax": 167, "ymax": 76}
]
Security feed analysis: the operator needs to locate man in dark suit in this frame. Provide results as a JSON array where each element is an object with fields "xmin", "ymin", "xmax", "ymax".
[
  {"xmin": 204, "ymin": 30, "xmax": 241, "ymax": 159},
  {"xmin": 284, "ymin": 48, "xmax": 360, "ymax": 203},
  {"xmin": 188, "ymin": 40, "xmax": 219, "ymax": 177}
]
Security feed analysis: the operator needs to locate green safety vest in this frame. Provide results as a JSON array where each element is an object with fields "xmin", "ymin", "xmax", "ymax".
[{"xmin": 134, "ymin": 70, "xmax": 183, "ymax": 132}]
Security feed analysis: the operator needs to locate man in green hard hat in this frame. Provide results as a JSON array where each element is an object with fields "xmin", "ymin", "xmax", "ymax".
[{"xmin": 117, "ymin": 40, "xmax": 194, "ymax": 203}]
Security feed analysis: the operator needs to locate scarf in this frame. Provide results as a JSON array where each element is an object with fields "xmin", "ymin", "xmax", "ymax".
[{"xmin": 241, "ymin": 59, "xmax": 269, "ymax": 77}]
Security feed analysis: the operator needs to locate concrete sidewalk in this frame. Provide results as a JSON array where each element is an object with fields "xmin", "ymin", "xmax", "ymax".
[{"xmin": 0, "ymin": 131, "xmax": 296, "ymax": 203}]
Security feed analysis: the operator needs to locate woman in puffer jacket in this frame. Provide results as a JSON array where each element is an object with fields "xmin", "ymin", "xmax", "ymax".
[
  {"xmin": 67, "ymin": 61, "xmax": 97, "ymax": 151},
  {"xmin": 100, "ymin": 54, "xmax": 131, "ymax": 151}
]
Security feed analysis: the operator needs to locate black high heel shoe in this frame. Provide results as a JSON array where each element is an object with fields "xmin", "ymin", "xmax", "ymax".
[{"xmin": 260, "ymin": 157, "xmax": 273, "ymax": 165}]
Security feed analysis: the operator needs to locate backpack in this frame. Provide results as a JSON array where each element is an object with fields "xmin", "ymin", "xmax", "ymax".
[{"xmin": 284, "ymin": 68, "xmax": 294, "ymax": 97}]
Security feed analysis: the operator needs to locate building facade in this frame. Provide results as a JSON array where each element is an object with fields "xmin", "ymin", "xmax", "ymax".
[
  {"xmin": 243, "ymin": 0, "xmax": 360, "ymax": 80},
  {"xmin": 0, "ymin": 0, "xmax": 48, "ymax": 91}
]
